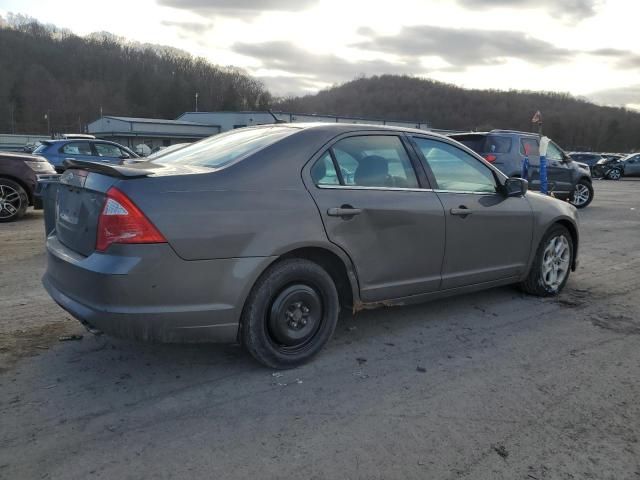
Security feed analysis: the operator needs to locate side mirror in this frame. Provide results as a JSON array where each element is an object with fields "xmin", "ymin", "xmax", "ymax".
[
  {"xmin": 119, "ymin": 153, "xmax": 130, "ymax": 160},
  {"xmin": 562, "ymin": 153, "xmax": 572, "ymax": 162},
  {"xmin": 504, "ymin": 177, "xmax": 528, "ymax": 197}
]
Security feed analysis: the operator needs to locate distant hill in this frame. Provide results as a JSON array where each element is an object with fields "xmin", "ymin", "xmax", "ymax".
[
  {"xmin": 277, "ymin": 75, "xmax": 640, "ymax": 152},
  {"xmin": 0, "ymin": 18, "xmax": 271, "ymax": 135}
]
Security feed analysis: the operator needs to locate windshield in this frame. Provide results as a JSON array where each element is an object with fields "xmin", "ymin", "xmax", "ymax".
[
  {"xmin": 152, "ymin": 126, "xmax": 296, "ymax": 169},
  {"xmin": 33, "ymin": 143, "xmax": 47, "ymax": 153}
]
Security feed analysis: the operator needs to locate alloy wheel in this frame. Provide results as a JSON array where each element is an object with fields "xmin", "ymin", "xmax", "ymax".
[
  {"xmin": 541, "ymin": 235, "xmax": 570, "ymax": 290},
  {"xmin": 608, "ymin": 169, "xmax": 621, "ymax": 180},
  {"xmin": 0, "ymin": 184, "xmax": 22, "ymax": 220},
  {"xmin": 572, "ymin": 183, "xmax": 590, "ymax": 207}
]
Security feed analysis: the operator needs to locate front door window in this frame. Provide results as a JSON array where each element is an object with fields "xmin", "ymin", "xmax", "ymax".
[{"xmin": 412, "ymin": 138, "xmax": 497, "ymax": 193}]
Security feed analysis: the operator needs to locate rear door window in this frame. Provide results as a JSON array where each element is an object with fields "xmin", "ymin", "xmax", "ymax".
[
  {"xmin": 61, "ymin": 142, "xmax": 93, "ymax": 156},
  {"xmin": 310, "ymin": 152, "xmax": 340, "ymax": 185},
  {"xmin": 330, "ymin": 136, "xmax": 419, "ymax": 188},
  {"xmin": 520, "ymin": 138, "xmax": 540, "ymax": 156}
]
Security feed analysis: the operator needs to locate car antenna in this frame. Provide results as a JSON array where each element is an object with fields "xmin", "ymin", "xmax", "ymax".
[{"xmin": 268, "ymin": 110, "xmax": 287, "ymax": 124}]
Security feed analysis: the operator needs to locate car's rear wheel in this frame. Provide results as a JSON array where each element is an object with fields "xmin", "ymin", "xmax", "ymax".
[
  {"xmin": 520, "ymin": 224, "xmax": 573, "ymax": 297},
  {"xmin": 570, "ymin": 179, "xmax": 593, "ymax": 209},
  {"xmin": 0, "ymin": 179, "xmax": 28, "ymax": 223},
  {"xmin": 607, "ymin": 168, "xmax": 622, "ymax": 180},
  {"xmin": 241, "ymin": 258, "xmax": 339, "ymax": 369}
]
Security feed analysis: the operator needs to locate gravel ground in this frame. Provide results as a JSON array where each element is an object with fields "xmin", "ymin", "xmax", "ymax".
[{"xmin": 1, "ymin": 179, "xmax": 639, "ymax": 479}]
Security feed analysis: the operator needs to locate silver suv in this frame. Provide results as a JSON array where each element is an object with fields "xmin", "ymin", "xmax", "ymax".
[{"xmin": 450, "ymin": 130, "xmax": 594, "ymax": 208}]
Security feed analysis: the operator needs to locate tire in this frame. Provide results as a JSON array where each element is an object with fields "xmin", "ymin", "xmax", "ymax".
[
  {"xmin": 0, "ymin": 178, "xmax": 28, "ymax": 223},
  {"xmin": 241, "ymin": 258, "xmax": 340, "ymax": 369},
  {"xmin": 520, "ymin": 224, "xmax": 573, "ymax": 297},
  {"xmin": 569, "ymin": 179, "xmax": 593, "ymax": 209},
  {"xmin": 607, "ymin": 168, "xmax": 622, "ymax": 181}
]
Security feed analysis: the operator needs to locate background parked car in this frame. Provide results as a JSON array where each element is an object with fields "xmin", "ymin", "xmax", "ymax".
[
  {"xmin": 33, "ymin": 139, "xmax": 138, "ymax": 172},
  {"xmin": 449, "ymin": 130, "xmax": 594, "ymax": 208},
  {"xmin": 0, "ymin": 151, "xmax": 56, "ymax": 222},
  {"xmin": 620, "ymin": 153, "xmax": 640, "ymax": 177},
  {"xmin": 568, "ymin": 152, "xmax": 605, "ymax": 173},
  {"xmin": 593, "ymin": 155, "xmax": 625, "ymax": 179}
]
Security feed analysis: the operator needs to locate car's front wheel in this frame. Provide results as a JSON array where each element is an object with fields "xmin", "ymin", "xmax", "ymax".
[
  {"xmin": 241, "ymin": 258, "xmax": 340, "ymax": 369},
  {"xmin": 0, "ymin": 178, "xmax": 28, "ymax": 223},
  {"xmin": 607, "ymin": 168, "xmax": 622, "ymax": 180},
  {"xmin": 520, "ymin": 224, "xmax": 573, "ymax": 297},
  {"xmin": 570, "ymin": 179, "xmax": 593, "ymax": 209}
]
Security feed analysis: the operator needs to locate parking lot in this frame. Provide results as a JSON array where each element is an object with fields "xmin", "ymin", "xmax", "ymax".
[{"xmin": 1, "ymin": 179, "xmax": 639, "ymax": 479}]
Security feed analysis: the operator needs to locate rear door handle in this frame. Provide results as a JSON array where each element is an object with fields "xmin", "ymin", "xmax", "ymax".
[
  {"xmin": 450, "ymin": 207, "xmax": 473, "ymax": 216},
  {"xmin": 327, "ymin": 207, "xmax": 362, "ymax": 217}
]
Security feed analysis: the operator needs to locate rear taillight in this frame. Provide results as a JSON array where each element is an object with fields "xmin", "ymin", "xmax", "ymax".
[
  {"xmin": 96, "ymin": 187, "xmax": 166, "ymax": 252},
  {"xmin": 484, "ymin": 154, "xmax": 497, "ymax": 163}
]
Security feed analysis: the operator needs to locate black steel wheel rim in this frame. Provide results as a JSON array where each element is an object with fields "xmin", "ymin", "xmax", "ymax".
[{"xmin": 267, "ymin": 284, "xmax": 323, "ymax": 353}]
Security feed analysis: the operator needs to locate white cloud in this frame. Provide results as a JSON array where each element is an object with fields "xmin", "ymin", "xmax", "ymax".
[{"xmin": 2, "ymin": 0, "xmax": 639, "ymax": 102}]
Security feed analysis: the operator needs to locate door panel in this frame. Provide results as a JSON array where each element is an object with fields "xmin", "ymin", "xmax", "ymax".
[
  {"xmin": 311, "ymin": 187, "xmax": 445, "ymax": 301},
  {"xmin": 544, "ymin": 142, "xmax": 573, "ymax": 194},
  {"xmin": 411, "ymin": 136, "xmax": 534, "ymax": 289},
  {"xmin": 435, "ymin": 192, "xmax": 533, "ymax": 289},
  {"xmin": 306, "ymin": 134, "xmax": 446, "ymax": 302},
  {"xmin": 625, "ymin": 156, "xmax": 640, "ymax": 175}
]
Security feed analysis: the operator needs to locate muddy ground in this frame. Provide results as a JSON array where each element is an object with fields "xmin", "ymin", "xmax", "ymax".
[{"xmin": 1, "ymin": 179, "xmax": 639, "ymax": 479}]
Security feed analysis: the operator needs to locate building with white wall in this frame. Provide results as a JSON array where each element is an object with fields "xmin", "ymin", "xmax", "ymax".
[
  {"xmin": 87, "ymin": 111, "xmax": 434, "ymax": 151},
  {"xmin": 87, "ymin": 116, "xmax": 221, "ymax": 150}
]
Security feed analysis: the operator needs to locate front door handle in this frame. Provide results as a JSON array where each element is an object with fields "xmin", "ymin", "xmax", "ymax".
[
  {"xmin": 450, "ymin": 206, "xmax": 473, "ymax": 216},
  {"xmin": 327, "ymin": 207, "xmax": 362, "ymax": 217}
]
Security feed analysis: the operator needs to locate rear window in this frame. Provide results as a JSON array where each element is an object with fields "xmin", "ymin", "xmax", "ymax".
[
  {"xmin": 450, "ymin": 134, "xmax": 512, "ymax": 154},
  {"xmin": 450, "ymin": 135, "xmax": 486, "ymax": 154},
  {"xmin": 484, "ymin": 136, "xmax": 512, "ymax": 153},
  {"xmin": 152, "ymin": 126, "xmax": 296, "ymax": 169}
]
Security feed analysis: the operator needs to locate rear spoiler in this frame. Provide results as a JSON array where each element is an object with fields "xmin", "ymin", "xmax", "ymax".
[{"xmin": 63, "ymin": 159, "xmax": 155, "ymax": 178}]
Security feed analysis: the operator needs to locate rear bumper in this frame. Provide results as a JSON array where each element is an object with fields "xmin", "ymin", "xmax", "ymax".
[{"xmin": 43, "ymin": 236, "xmax": 275, "ymax": 343}]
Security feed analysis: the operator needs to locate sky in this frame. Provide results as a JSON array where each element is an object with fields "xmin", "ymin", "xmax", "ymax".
[{"xmin": 1, "ymin": 0, "xmax": 639, "ymax": 109}]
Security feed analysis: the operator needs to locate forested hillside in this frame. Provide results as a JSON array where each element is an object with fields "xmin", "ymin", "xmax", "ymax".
[
  {"xmin": 1, "ymin": 17, "xmax": 638, "ymax": 152},
  {"xmin": 0, "ymin": 19, "xmax": 271, "ymax": 134},
  {"xmin": 278, "ymin": 76, "xmax": 640, "ymax": 152}
]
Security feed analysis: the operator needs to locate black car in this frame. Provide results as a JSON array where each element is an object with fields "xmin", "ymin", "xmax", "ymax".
[{"xmin": 0, "ymin": 151, "xmax": 57, "ymax": 222}]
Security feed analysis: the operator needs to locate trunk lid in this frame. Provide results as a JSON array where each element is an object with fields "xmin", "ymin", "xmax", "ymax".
[
  {"xmin": 53, "ymin": 161, "xmax": 198, "ymax": 256},
  {"xmin": 55, "ymin": 169, "xmax": 114, "ymax": 256}
]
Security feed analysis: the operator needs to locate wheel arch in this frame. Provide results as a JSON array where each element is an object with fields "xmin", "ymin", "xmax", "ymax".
[
  {"xmin": 276, "ymin": 246, "xmax": 359, "ymax": 311},
  {"xmin": 236, "ymin": 244, "xmax": 361, "ymax": 343},
  {"xmin": 553, "ymin": 219, "xmax": 579, "ymax": 271}
]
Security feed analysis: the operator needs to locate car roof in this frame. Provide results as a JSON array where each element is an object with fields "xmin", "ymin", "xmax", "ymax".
[
  {"xmin": 450, "ymin": 130, "xmax": 540, "ymax": 138},
  {"xmin": 42, "ymin": 138, "xmax": 115, "ymax": 144},
  {"xmin": 251, "ymin": 122, "xmax": 453, "ymax": 140}
]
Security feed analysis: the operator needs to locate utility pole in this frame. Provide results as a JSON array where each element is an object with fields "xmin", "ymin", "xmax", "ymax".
[
  {"xmin": 10, "ymin": 105, "xmax": 15, "ymax": 134},
  {"xmin": 195, "ymin": 92, "xmax": 199, "ymax": 112}
]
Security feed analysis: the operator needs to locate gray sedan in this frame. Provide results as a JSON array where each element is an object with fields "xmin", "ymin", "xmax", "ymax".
[{"xmin": 43, "ymin": 124, "xmax": 579, "ymax": 368}]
